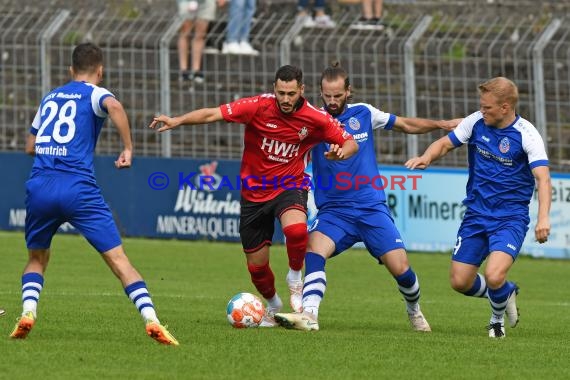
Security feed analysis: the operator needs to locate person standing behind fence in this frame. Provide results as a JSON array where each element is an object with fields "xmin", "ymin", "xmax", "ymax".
[
  {"xmin": 149, "ymin": 65, "xmax": 358, "ymax": 326},
  {"xmin": 405, "ymin": 77, "xmax": 552, "ymax": 339},
  {"xmin": 296, "ymin": 0, "xmax": 336, "ymax": 28},
  {"xmin": 177, "ymin": 0, "xmax": 226, "ymax": 84},
  {"xmin": 10, "ymin": 42, "xmax": 178, "ymax": 345},
  {"xmin": 350, "ymin": 0, "xmax": 385, "ymax": 30},
  {"xmin": 221, "ymin": 0, "xmax": 259, "ymax": 55}
]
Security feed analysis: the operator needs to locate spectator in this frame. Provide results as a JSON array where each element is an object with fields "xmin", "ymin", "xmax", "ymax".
[
  {"xmin": 296, "ymin": 0, "xmax": 336, "ymax": 28},
  {"xmin": 177, "ymin": 0, "xmax": 226, "ymax": 84},
  {"xmin": 222, "ymin": 0, "xmax": 259, "ymax": 55},
  {"xmin": 350, "ymin": 0, "xmax": 385, "ymax": 30}
]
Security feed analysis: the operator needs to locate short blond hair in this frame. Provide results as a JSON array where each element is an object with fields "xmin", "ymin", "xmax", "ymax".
[{"xmin": 478, "ymin": 77, "xmax": 519, "ymax": 108}]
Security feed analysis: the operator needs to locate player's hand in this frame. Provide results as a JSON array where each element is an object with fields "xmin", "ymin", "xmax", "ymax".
[
  {"xmin": 115, "ymin": 149, "xmax": 132, "ymax": 169},
  {"xmin": 534, "ymin": 218, "xmax": 550, "ymax": 244},
  {"xmin": 149, "ymin": 115, "xmax": 179, "ymax": 132},
  {"xmin": 441, "ymin": 118, "xmax": 463, "ymax": 131},
  {"xmin": 405, "ymin": 156, "xmax": 430, "ymax": 170},
  {"xmin": 324, "ymin": 144, "xmax": 346, "ymax": 160}
]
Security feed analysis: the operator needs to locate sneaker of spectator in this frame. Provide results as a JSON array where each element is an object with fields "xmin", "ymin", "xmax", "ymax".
[
  {"xmin": 314, "ymin": 14, "xmax": 336, "ymax": 28},
  {"xmin": 350, "ymin": 17, "xmax": 385, "ymax": 30},
  {"xmin": 239, "ymin": 41, "xmax": 259, "ymax": 56},
  {"xmin": 191, "ymin": 71, "xmax": 205, "ymax": 84}
]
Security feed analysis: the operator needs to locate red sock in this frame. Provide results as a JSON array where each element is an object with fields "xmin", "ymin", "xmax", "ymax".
[
  {"xmin": 283, "ymin": 223, "xmax": 308, "ymax": 271},
  {"xmin": 247, "ymin": 262, "xmax": 276, "ymax": 299}
]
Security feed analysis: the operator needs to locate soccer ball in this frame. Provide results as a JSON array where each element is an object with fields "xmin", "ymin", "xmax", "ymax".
[{"xmin": 226, "ymin": 292, "xmax": 265, "ymax": 328}]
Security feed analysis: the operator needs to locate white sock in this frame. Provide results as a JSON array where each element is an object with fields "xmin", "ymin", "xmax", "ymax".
[
  {"xmin": 406, "ymin": 302, "xmax": 420, "ymax": 315},
  {"xmin": 141, "ymin": 307, "xmax": 159, "ymax": 323},
  {"xmin": 302, "ymin": 295, "xmax": 321, "ymax": 318},
  {"xmin": 286, "ymin": 269, "xmax": 302, "ymax": 283},
  {"xmin": 267, "ymin": 293, "xmax": 283, "ymax": 311}
]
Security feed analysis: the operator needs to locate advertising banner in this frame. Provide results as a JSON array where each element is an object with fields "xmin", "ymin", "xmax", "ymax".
[
  {"xmin": 1, "ymin": 153, "xmax": 567, "ymax": 258},
  {"xmin": 305, "ymin": 164, "xmax": 570, "ymax": 259},
  {"xmin": 1, "ymin": 153, "xmax": 245, "ymax": 242}
]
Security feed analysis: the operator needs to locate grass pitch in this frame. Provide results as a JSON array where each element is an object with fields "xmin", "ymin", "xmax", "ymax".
[{"xmin": 0, "ymin": 231, "xmax": 568, "ymax": 379}]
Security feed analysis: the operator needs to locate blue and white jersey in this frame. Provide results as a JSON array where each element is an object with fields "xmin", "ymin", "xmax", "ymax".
[
  {"xmin": 29, "ymin": 81, "xmax": 114, "ymax": 181},
  {"xmin": 449, "ymin": 111, "xmax": 548, "ymax": 217},
  {"xmin": 311, "ymin": 103, "xmax": 396, "ymax": 209}
]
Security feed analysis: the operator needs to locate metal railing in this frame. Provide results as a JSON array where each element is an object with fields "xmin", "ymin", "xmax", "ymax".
[{"xmin": 1, "ymin": 0, "xmax": 569, "ymax": 170}]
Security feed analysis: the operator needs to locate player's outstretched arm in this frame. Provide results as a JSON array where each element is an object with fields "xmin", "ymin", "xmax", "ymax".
[
  {"xmin": 324, "ymin": 139, "xmax": 358, "ymax": 160},
  {"xmin": 393, "ymin": 116, "xmax": 463, "ymax": 134},
  {"xmin": 104, "ymin": 96, "xmax": 133, "ymax": 169},
  {"xmin": 405, "ymin": 135, "xmax": 455, "ymax": 170},
  {"xmin": 149, "ymin": 107, "xmax": 224, "ymax": 132},
  {"xmin": 533, "ymin": 165, "xmax": 552, "ymax": 243}
]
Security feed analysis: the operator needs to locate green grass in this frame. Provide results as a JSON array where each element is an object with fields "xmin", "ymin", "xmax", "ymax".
[{"xmin": 0, "ymin": 230, "xmax": 569, "ymax": 379}]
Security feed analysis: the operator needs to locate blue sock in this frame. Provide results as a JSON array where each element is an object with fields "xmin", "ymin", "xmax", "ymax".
[
  {"xmin": 124, "ymin": 280, "xmax": 158, "ymax": 323},
  {"xmin": 488, "ymin": 281, "xmax": 514, "ymax": 323},
  {"xmin": 395, "ymin": 267, "xmax": 420, "ymax": 314},
  {"xmin": 302, "ymin": 252, "xmax": 327, "ymax": 317},
  {"xmin": 463, "ymin": 273, "xmax": 488, "ymax": 298},
  {"xmin": 21, "ymin": 272, "xmax": 44, "ymax": 317}
]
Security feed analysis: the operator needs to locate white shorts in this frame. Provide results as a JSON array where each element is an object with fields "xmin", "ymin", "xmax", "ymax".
[{"xmin": 178, "ymin": 0, "xmax": 217, "ymax": 21}]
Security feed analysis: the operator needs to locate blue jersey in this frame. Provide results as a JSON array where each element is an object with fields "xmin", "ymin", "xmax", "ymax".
[
  {"xmin": 311, "ymin": 103, "xmax": 396, "ymax": 209},
  {"xmin": 29, "ymin": 81, "xmax": 114, "ymax": 181},
  {"xmin": 448, "ymin": 111, "xmax": 548, "ymax": 218}
]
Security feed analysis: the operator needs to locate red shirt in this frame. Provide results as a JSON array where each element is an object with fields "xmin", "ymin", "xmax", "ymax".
[{"xmin": 220, "ymin": 94, "xmax": 353, "ymax": 202}]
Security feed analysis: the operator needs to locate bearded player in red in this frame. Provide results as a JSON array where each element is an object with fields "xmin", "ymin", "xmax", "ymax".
[{"xmin": 150, "ymin": 65, "xmax": 358, "ymax": 326}]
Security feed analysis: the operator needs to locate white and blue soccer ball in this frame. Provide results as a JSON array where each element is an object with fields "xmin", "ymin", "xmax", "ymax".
[{"xmin": 226, "ymin": 292, "xmax": 265, "ymax": 328}]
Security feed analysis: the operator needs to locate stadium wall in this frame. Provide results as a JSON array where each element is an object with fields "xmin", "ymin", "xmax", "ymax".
[{"xmin": 2, "ymin": 152, "xmax": 569, "ymax": 259}]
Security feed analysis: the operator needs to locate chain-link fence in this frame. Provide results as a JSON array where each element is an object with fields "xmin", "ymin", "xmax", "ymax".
[{"xmin": 1, "ymin": 0, "xmax": 569, "ymax": 170}]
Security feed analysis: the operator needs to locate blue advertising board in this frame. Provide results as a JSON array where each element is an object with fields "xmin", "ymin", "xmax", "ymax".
[
  {"xmin": 2, "ymin": 152, "xmax": 568, "ymax": 258},
  {"xmin": 1, "ymin": 153, "xmax": 246, "ymax": 242}
]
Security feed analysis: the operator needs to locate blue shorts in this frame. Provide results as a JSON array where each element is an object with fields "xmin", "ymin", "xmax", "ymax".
[
  {"xmin": 25, "ymin": 173, "xmax": 122, "ymax": 253},
  {"xmin": 452, "ymin": 210, "xmax": 529, "ymax": 266},
  {"xmin": 309, "ymin": 202, "xmax": 405, "ymax": 259}
]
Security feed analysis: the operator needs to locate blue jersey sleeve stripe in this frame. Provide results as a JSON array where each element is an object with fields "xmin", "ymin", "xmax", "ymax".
[
  {"xmin": 448, "ymin": 132, "xmax": 462, "ymax": 147},
  {"xmin": 385, "ymin": 114, "xmax": 396, "ymax": 130},
  {"xmin": 99, "ymin": 94, "xmax": 113, "ymax": 114},
  {"xmin": 529, "ymin": 159, "xmax": 549, "ymax": 169},
  {"xmin": 30, "ymin": 127, "xmax": 38, "ymax": 135}
]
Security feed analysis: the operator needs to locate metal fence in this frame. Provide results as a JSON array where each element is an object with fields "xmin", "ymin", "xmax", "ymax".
[{"xmin": 1, "ymin": 0, "xmax": 570, "ymax": 170}]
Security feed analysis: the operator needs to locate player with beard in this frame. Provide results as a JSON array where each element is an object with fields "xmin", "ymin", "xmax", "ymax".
[
  {"xmin": 275, "ymin": 62, "xmax": 460, "ymax": 331},
  {"xmin": 150, "ymin": 65, "xmax": 358, "ymax": 326}
]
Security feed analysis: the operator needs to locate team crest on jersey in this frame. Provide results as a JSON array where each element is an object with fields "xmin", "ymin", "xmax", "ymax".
[
  {"xmin": 499, "ymin": 137, "xmax": 510, "ymax": 153},
  {"xmin": 348, "ymin": 117, "xmax": 360, "ymax": 131},
  {"xmin": 298, "ymin": 126, "xmax": 308, "ymax": 141}
]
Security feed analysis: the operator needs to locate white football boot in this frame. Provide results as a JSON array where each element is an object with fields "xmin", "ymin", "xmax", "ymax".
[
  {"xmin": 408, "ymin": 309, "xmax": 432, "ymax": 332},
  {"xmin": 274, "ymin": 311, "xmax": 319, "ymax": 331}
]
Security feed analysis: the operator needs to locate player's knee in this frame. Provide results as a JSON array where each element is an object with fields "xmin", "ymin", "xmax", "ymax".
[
  {"xmin": 449, "ymin": 273, "xmax": 471, "ymax": 293},
  {"xmin": 483, "ymin": 270, "xmax": 506, "ymax": 289},
  {"xmin": 283, "ymin": 223, "xmax": 308, "ymax": 247}
]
